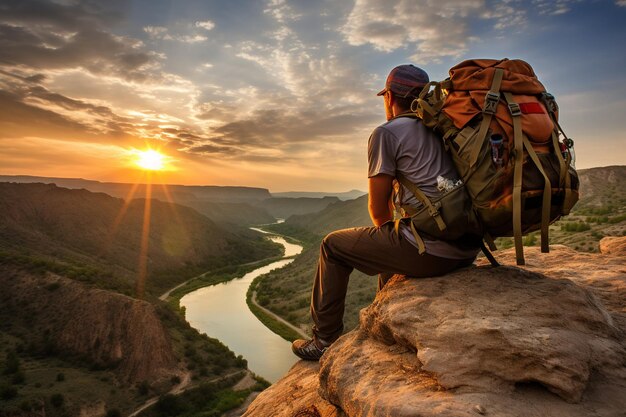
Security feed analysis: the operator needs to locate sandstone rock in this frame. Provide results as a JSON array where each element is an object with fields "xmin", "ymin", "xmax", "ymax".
[
  {"xmin": 599, "ymin": 236, "xmax": 626, "ymax": 256},
  {"xmin": 245, "ymin": 243, "xmax": 626, "ymax": 417},
  {"xmin": 242, "ymin": 361, "xmax": 344, "ymax": 417},
  {"xmin": 476, "ymin": 241, "xmax": 626, "ymax": 331}
]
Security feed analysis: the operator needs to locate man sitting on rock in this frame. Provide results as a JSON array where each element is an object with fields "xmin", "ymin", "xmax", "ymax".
[{"xmin": 291, "ymin": 65, "xmax": 480, "ymax": 361}]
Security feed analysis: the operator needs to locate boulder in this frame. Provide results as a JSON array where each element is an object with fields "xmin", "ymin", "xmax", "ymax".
[
  {"xmin": 599, "ymin": 236, "xmax": 626, "ymax": 256},
  {"xmin": 244, "ymin": 240, "xmax": 626, "ymax": 417}
]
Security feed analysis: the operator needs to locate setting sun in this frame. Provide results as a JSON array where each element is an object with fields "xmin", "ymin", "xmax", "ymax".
[{"xmin": 135, "ymin": 149, "xmax": 166, "ymax": 171}]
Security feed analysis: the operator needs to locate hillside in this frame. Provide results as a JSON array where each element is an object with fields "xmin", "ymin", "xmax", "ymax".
[
  {"xmin": 256, "ymin": 165, "xmax": 626, "ymax": 339},
  {"xmin": 0, "ymin": 182, "xmax": 281, "ymax": 295},
  {"xmin": 254, "ymin": 196, "xmax": 341, "ymax": 220},
  {"xmin": 0, "ymin": 175, "xmax": 276, "ymax": 226},
  {"xmin": 0, "ymin": 265, "xmax": 253, "ymax": 417}
]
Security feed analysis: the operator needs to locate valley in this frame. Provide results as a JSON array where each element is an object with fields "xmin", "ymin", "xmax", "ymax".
[{"xmin": 0, "ymin": 166, "xmax": 623, "ymax": 416}]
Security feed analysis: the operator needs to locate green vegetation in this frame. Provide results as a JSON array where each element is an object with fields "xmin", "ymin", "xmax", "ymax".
[
  {"xmin": 263, "ymin": 223, "xmax": 320, "ymax": 248},
  {"xmin": 137, "ymin": 374, "xmax": 269, "ymax": 417},
  {"xmin": 248, "ymin": 244, "xmax": 377, "ymax": 339},
  {"xmin": 165, "ymin": 256, "xmax": 284, "ymax": 312},
  {"xmin": 246, "ymin": 276, "xmax": 303, "ymax": 342},
  {"xmin": 0, "ymin": 250, "xmax": 132, "ymax": 295},
  {"xmin": 0, "ymin": 182, "xmax": 283, "ymax": 298},
  {"xmin": 148, "ymin": 234, "xmax": 283, "ymax": 296},
  {"xmin": 560, "ymin": 221, "xmax": 591, "ymax": 232}
]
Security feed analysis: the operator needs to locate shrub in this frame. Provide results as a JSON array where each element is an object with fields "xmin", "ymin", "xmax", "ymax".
[
  {"xmin": 11, "ymin": 371, "xmax": 25, "ymax": 384},
  {"xmin": 56, "ymin": 373, "xmax": 65, "ymax": 382},
  {"xmin": 155, "ymin": 394, "xmax": 186, "ymax": 416},
  {"xmin": 3, "ymin": 351, "xmax": 20, "ymax": 375},
  {"xmin": 137, "ymin": 380, "xmax": 150, "ymax": 396},
  {"xmin": 50, "ymin": 393, "xmax": 64, "ymax": 408},
  {"xmin": 560, "ymin": 222, "xmax": 591, "ymax": 232},
  {"xmin": 0, "ymin": 384, "xmax": 18, "ymax": 400}
]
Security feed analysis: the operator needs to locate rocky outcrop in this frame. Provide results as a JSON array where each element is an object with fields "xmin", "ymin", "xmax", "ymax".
[
  {"xmin": 244, "ymin": 237, "xmax": 626, "ymax": 417},
  {"xmin": 599, "ymin": 236, "xmax": 626, "ymax": 256},
  {"xmin": 0, "ymin": 267, "xmax": 179, "ymax": 383}
]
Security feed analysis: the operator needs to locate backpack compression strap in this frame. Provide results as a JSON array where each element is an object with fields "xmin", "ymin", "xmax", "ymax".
[
  {"xmin": 542, "ymin": 92, "xmax": 575, "ymax": 216},
  {"xmin": 503, "ymin": 92, "xmax": 552, "ymax": 258}
]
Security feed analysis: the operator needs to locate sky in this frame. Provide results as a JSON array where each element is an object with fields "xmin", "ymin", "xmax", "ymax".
[{"xmin": 0, "ymin": 0, "xmax": 625, "ymax": 192}]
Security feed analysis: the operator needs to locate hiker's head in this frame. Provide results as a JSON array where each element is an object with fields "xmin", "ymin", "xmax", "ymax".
[{"xmin": 378, "ymin": 64, "xmax": 429, "ymax": 119}]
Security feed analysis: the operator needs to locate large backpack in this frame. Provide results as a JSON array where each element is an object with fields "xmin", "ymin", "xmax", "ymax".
[{"xmin": 412, "ymin": 58, "xmax": 579, "ymax": 265}]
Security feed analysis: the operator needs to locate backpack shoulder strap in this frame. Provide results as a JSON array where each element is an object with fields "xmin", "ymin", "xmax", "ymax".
[{"xmin": 469, "ymin": 68, "xmax": 504, "ymax": 169}]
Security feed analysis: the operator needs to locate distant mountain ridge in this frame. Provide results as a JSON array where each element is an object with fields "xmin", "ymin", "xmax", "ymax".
[
  {"xmin": 271, "ymin": 189, "xmax": 366, "ymax": 201},
  {"xmin": 0, "ymin": 175, "xmax": 272, "ymax": 203},
  {"xmin": 256, "ymin": 196, "xmax": 341, "ymax": 219},
  {"xmin": 0, "ymin": 175, "xmax": 365, "ymax": 224}
]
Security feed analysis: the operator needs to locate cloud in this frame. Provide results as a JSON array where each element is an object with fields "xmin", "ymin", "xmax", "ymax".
[
  {"xmin": 183, "ymin": 0, "xmax": 384, "ymax": 165},
  {"xmin": 340, "ymin": 0, "xmax": 542, "ymax": 63},
  {"xmin": 195, "ymin": 20, "xmax": 215, "ymax": 31},
  {"xmin": 143, "ymin": 25, "xmax": 208, "ymax": 43},
  {"xmin": 532, "ymin": 0, "xmax": 580, "ymax": 15},
  {"xmin": 616, "ymin": 0, "xmax": 626, "ymax": 6},
  {"xmin": 0, "ymin": 0, "xmax": 162, "ymax": 82}
]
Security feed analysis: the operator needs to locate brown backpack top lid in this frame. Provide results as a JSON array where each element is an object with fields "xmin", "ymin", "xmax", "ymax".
[
  {"xmin": 448, "ymin": 59, "xmax": 546, "ymax": 94},
  {"xmin": 442, "ymin": 59, "xmax": 555, "ymax": 144}
]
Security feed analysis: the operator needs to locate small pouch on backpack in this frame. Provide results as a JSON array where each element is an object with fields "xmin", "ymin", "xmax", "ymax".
[{"xmin": 407, "ymin": 182, "xmax": 481, "ymax": 241}]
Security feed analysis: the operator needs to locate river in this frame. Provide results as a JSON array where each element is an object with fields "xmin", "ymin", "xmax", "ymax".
[{"xmin": 180, "ymin": 229, "xmax": 304, "ymax": 383}]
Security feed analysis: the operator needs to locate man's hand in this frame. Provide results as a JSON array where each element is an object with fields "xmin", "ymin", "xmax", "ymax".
[{"xmin": 368, "ymin": 174, "xmax": 394, "ymax": 227}]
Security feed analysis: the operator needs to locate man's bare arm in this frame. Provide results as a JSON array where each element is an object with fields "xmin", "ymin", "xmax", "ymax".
[{"xmin": 368, "ymin": 174, "xmax": 394, "ymax": 227}]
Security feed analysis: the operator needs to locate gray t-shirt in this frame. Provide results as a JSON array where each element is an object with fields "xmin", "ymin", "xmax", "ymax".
[{"xmin": 368, "ymin": 116, "xmax": 479, "ymax": 259}]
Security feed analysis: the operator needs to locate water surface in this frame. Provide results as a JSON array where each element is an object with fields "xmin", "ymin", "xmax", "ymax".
[{"xmin": 181, "ymin": 234, "xmax": 304, "ymax": 382}]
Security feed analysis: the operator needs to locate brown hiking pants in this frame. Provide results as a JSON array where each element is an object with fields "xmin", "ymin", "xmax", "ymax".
[{"xmin": 311, "ymin": 221, "xmax": 475, "ymax": 342}]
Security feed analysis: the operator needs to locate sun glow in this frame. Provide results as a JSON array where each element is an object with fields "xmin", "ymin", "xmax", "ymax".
[{"xmin": 134, "ymin": 149, "xmax": 166, "ymax": 171}]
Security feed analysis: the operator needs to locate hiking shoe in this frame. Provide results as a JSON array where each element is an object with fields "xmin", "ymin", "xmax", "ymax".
[{"xmin": 291, "ymin": 338, "xmax": 329, "ymax": 361}]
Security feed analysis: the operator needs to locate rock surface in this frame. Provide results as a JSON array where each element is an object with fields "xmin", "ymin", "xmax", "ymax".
[
  {"xmin": 242, "ymin": 362, "xmax": 344, "ymax": 417},
  {"xmin": 599, "ymin": 236, "xmax": 626, "ymax": 256},
  {"xmin": 244, "ymin": 237, "xmax": 626, "ymax": 417}
]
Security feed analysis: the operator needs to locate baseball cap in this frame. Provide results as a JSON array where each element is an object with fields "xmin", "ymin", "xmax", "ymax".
[{"xmin": 377, "ymin": 64, "xmax": 429, "ymax": 98}]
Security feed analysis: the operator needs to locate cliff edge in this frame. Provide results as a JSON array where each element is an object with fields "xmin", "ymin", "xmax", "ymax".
[{"xmin": 243, "ymin": 237, "xmax": 626, "ymax": 417}]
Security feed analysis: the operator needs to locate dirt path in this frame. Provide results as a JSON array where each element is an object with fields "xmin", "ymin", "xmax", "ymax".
[
  {"xmin": 127, "ymin": 370, "xmax": 247, "ymax": 417},
  {"xmin": 251, "ymin": 290, "xmax": 308, "ymax": 339}
]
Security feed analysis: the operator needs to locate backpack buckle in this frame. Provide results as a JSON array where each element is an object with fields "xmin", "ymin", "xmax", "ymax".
[
  {"xmin": 508, "ymin": 102, "xmax": 522, "ymax": 117},
  {"xmin": 429, "ymin": 202, "xmax": 442, "ymax": 218},
  {"xmin": 483, "ymin": 92, "xmax": 500, "ymax": 115}
]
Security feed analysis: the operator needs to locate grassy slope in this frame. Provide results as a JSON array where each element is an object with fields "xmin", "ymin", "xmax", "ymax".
[{"xmin": 0, "ymin": 182, "xmax": 282, "ymax": 296}]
